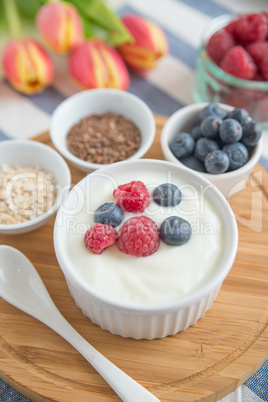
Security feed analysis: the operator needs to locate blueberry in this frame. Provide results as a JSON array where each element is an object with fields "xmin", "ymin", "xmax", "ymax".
[
  {"xmin": 94, "ymin": 202, "xmax": 123, "ymax": 227},
  {"xmin": 241, "ymin": 120, "xmax": 262, "ymax": 147},
  {"xmin": 219, "ymin": 118, "xmax": 243, "ymax": 143},
  {"xmin": 180, "ymin": 156, "xmax": 206, "ymax": 172},
  {"xmin": 160, "ymin": 216, "xmax": 192, "ymax": 246},
  {"xmin": 153, "ymin": 183, "xmax": 182, "ymax": 207},
  {"xmin": 228, "ymin": 108, "xmax": 249, "ymax": 124},
  {"xmin": 191, "ymin": 124, "xmax": 203, "ymax": 141},
  {"xmin": 169, "ymin": 132, "xmax": 195, "ymax": 159},
  {"xmin": 194, "ymin": 137, "xmax": 219, "ymax": 161},
  {"xmin": 199, "ymin": 103, "xmax": 227, "ymax": 121},
  {"xmin": 204, "ymin": 150, "xmax": 230, "ymax": 174},
  {"xmin": 223, "ymin": 142, "xmax": 249, "ymax": 171},
  {"xmin": 200, "ymin": 116, "xmax": 222, "ymax": 139}
]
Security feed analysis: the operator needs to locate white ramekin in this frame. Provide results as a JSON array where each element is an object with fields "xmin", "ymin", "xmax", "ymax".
[
  {"xmin": 50, "ymin": 88, "xmax": 156, "ymax": 173},
  {"xmin": 53, "ymin": 159, "xmax": 238, "ymax": 339},
  {"xmin": 161, "ymin": 103, "xmax": 263, "ymax": 198},
  {"xmin": 0, "ymin": 139, "xmax": 71, "ymax": 235}
]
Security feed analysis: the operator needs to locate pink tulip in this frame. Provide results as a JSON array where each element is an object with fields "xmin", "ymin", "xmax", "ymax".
[
  {"xmin": 117, "ymin": 14, "xmax": 169, "ymax": 70},
  {"xmin": 36, "ymin": 2, "xmax": 83, "ymax": 54},
  {"xmin": 69, "ymin": 39, "xmax": 130, "ymax": 90},
  {"xmin": 2, "ymin": 38, "xmax": 54, "ymax": 95}
]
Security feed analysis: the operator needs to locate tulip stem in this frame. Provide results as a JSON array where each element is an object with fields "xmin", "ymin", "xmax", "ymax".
[{"xmin": 3, "ymin": 0, "xmax": 22, "ymax": 39}]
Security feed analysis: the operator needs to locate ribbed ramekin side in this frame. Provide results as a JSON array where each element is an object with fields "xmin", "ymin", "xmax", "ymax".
[{"xmin": 65, "ymin": 277, "xmax": 222, "ymax": 340}]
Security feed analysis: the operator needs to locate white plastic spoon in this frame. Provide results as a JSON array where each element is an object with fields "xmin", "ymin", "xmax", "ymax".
[{"xmin": 0, "ymin": 245, "xmax": 159, "ymax": 402}]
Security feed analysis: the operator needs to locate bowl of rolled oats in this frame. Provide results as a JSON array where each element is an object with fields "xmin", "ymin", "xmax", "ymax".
[
  {"xmin": 50, "ymin": 88, "xmax": 156, "ymax": 173},
  {"xmin": 0, "ymin": 139, "xmax": 71, "ymax": 234}
]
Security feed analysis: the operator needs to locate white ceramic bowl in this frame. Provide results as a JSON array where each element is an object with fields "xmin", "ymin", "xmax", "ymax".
[
  {"xmin": 0, "ymin": 140, "xmax": 71, "ymax": 235},
  {"xmin": 161, "ymin": 103, "xmax": 263, "ymax": 198},
  {"xmin": 50, "ymin": 88, "xmax": 156, "ymax": 173},
  {"xmin": 53, "ymin": 159, "xmax": 238, "ymax": 339}
]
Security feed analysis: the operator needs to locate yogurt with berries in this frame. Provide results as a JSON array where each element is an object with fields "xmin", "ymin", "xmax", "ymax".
[{"xmin": 64, "ymin": 164, "xmax": 224, "ymax": 306}]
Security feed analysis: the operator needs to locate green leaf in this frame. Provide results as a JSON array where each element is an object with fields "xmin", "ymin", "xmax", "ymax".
[
  {"xmin": 14, "ymin": 0, "xmax": 41, "ymax": 20},
  {"xmin": 0, "ymin": 1, "xmax": 7, "ymax": 34},
  {"xmin": 81, "ymin": 15, "xmax": 98, "ymax": 39},
  {"xmin": 82, "ymin": 17, "xmax": 132, "ymax": 46},
  {"xmin": 69, "ymin": 0, "xmax": 133, "ymax": 46},
  {"xmin": 3, "ymin": 0, "xmax": 22, "ymax": 38}
]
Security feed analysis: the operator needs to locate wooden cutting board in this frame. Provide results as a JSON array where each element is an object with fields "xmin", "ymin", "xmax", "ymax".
[{"xmin": 0, "ymin": 115, "xmax": 267, "ymax": 402}]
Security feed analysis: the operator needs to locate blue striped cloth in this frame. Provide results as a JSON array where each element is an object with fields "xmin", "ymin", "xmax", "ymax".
[{"xmin": 0, "ymin": 0, "xmax": 267, "ymax": 401}]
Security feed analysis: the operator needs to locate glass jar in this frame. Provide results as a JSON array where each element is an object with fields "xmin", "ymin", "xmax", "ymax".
[{"xmin": 192, "ymin": 15, "xmax": 268, "ymax": 128}]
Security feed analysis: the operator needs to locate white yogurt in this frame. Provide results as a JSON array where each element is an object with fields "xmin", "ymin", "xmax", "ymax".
[{"xmin": 65, "ymin": 169, "xmax": 224, "ymax": 306}]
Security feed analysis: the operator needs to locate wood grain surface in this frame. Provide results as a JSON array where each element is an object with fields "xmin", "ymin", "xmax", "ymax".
[{"xmin": 0, "ymin": 115, "xmax": 267, "ymax": 402}]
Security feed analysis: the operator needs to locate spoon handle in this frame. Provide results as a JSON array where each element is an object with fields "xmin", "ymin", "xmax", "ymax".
[
  {"xmin": 42, "ymin": 307, "xmax": 159, "ymax": 402},
  {"xmin": 0, "ymin": 244, "xmax": 159, "ymax": 401}
]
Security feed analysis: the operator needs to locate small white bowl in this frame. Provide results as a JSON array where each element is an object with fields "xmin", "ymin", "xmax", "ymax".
[
  {"xmin": 50, "ymin": 89, "xmax": 156, "ymax": 173},
  {"xmin": 53, "ymin": 159, "xmax": 238, "ymax": 339},
  {"xmin": 161, "ymin": 103, "xmax": 263, "ymax": 198},
  {"xmin": 0, "ymin": 140, "xmax": 71, "ymax": 235}
]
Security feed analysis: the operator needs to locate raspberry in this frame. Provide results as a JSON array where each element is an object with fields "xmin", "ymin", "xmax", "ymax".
[
  {"xmin": 246, "ymin": 41, "xmax": 268, "ymax": 65},
  {"xmin": 263, "ymin": 11, "xmax": 268, "ymax": 22},
  {"xmin": 262, "ymin": 12, "xmax": 268, "ymax": 34},
  {"xmin": 260, "ymin": 54, "xmax": 268, "ymax": 80},
  {"xmin": 253, "ymin": 72, "xmax": 266, "ymax": 81},
  {"xmin": 219, "ymin": 46, "xmax": 257, "ymax": 80},
  {"xmin": 225, "ymin": 17, "xmax": 242, "ymax": 41},
  {"xmin": 113, "ymin": 181, "xmax": 150, "ymax": 213},
  {"xmin": 117, "ymin": 216, "xmax": 160, "ymax": 257},
  {"xmin": 206, "ymin": 30, "xmax": 235, "ymax": 64},
  {"xmin": 236, "ymin": 13, "xmax": 268, "ymax": 44},
  {"xmin": 84, "ymin": 224, "xmax": 117, "ymax": 254}
]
